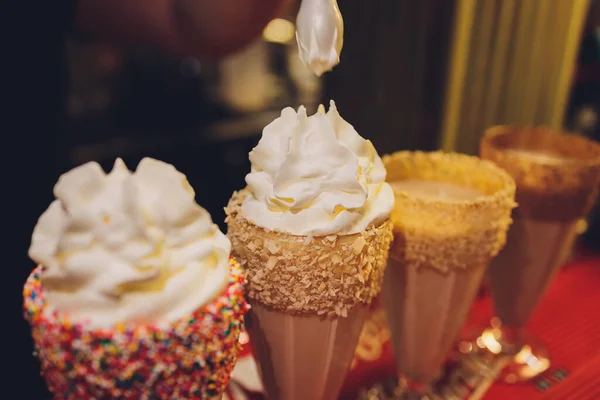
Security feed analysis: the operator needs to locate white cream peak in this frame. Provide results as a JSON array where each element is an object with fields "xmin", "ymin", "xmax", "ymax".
[
  {"xmin": 242, "ymin": 101, "xmax": 394, "ymax": 235},
  {"xmin": 29, "ymin": 158, "xmax": 231, "ymax": 329}
]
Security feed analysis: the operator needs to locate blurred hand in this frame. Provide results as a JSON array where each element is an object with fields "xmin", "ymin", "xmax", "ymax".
[
  {"xmin": 175, "ymin": 0, "xmax": 294, "ymax": 57},
  {"xmin": 76, "ymin": 0, "xmax": 294, "ymax": 58}
]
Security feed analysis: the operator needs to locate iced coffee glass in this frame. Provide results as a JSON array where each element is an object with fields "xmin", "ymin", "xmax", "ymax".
[
  {"xmin": 463, "ymin": 126, "xmax": 600, "ymax": 383},
  {"xmin": 379, "ymin": 151, "xmax": 516, "ymax": 397}
]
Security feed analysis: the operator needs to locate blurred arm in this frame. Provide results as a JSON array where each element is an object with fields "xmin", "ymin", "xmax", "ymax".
[{"xmin": 75, "ymin": 0, "xmax": 293, "ymax": 58}]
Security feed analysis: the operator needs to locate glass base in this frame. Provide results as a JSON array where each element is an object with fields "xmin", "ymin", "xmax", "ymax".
[
  {"xmin": 356, "ymin": 377, "xmax": 436, "ymax": 400},
  {"xmin": 356, "ymin": 372, "xmax": 484, "ymax": 400},
  {"xmin": 457, "ymin": 321, "xmax": 551, "ymax": 384}
]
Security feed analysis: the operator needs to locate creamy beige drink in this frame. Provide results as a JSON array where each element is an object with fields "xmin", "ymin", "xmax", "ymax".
[
  {"xmin": 386, "ymin": 180, "xmax": 487, "ymax": 380},
  {"xmin": 504, "ymin": 148, "xmax": 566, "ymax": 164},
  {"xmin": 390, "ymin": 180, "xmax": 483, "ymax": 201},
  {"xmin": 382, "ymin": 151, "xmax": 516, "ymax": 393},
  {"xmin": 479, "ymin": 128, "xmax": 600, "ymax": 369},
  {"xmin": 227, "ymin": 102, "xmax": 394, "ymax": 400}
]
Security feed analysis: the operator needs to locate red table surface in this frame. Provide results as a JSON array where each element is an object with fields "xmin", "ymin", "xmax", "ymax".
[
  {"xmin": 339, "ymin": 254, "xmax": 600, "ymax": 400},
  {"xmin": 236, "ymin": 254, "xmax": 600, "ymax": 399}
]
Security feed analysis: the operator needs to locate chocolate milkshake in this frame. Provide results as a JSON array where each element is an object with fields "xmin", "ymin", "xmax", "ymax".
[
  {"xmin": 245, "ymin": 282, "xmax": 370, "ymax": 400},
  {"xmin": 381, "ymin": 151, "xmax": 516, "ymax": 395},
  {"xmin": 227, "ymin": 102, "xmax": 394, "ymax": 400},
  {"xmin": 473, "ymin": 126, "xmax": 600, "ymax": 382},
  {"xmin": 489, "ymin": 217, "xmax": 577, "ymax": 328}
]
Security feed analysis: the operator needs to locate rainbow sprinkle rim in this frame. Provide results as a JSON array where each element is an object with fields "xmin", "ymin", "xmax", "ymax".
[{"xmin": 23, "ymin": 256, "xmax": 249, "ymax": 400}]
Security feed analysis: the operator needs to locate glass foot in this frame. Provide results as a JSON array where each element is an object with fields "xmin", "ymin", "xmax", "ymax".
[
  {"xmin": 457, "ymin": 320, "xmax": 551, "ymax": 384},
  {"xmin": 356, "ymin": 374, "xmax": 483, "ymax": 400},
  {"xmin": 356, "ymin": 377, "xmax": 435, "ymax": 400}
]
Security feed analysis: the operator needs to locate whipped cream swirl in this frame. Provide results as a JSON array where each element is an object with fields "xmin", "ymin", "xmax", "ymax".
[
  {"xmin": 29, "ymin": 158, "xmax": 231, "ymax": 329},
  {"xmin": 296, "ymin": 0, "xmax": 344, "ymax": 76},
  {"xmin": 242, "ymin": 101, "xmax": 394, "ymax": 236}
]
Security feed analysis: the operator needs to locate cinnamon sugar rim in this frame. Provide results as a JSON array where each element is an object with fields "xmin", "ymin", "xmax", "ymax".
[
  {"xmin": 226, "ymin": 190, "xmax": 394, "ymax": 316},
  {"xmin": 383, "ymin": 151, "xmax": 516, "ymax": 208},
  {"xmin": 481, "ymin": 126, "xmax": 600, "ymax": 221},
  {"xmin": 382, "ymin": 151, "xmax": 517, "ymax": 272},
  {"xmin": 484, "ymin": 125, "xmax": 600, "ymax": 167}
]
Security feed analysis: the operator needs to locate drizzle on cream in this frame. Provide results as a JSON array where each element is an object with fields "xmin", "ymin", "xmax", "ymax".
[
  {"xmin": 295, "ymin": 0, "xmax": 344, "ymax": 76},
  {"xmin": 242, "ymin": 101, "xmax": 394, "ymax": 236},
  {"xmin": 29, "ymin": 158, "xmax": 231, "ymax": 329}
]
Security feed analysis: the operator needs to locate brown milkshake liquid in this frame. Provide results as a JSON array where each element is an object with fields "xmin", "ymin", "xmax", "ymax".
[
  {"xmin": 246, "ymin": 303, "xmax": 369, "ymax": 400},
  {"xmin": 385, "ymin": 180, "xmax": 487, "ymax": 380},
  {"xmin": 490, "ymin": 218, "xmax": 577, "ymax": 327},
  {"xmin": 381, "ymin": 151, "xmax": 516, "ymax": 386},
  {"xmin": 390, "ymin": 180, "xmax": 483, "ymax": 201}
]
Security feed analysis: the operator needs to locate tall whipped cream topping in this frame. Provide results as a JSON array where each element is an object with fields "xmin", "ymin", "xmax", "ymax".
[
  {"xmin": 29, "ymin": 158, "xmax": 231, "ymax": 329},
  {"xmin": 295, "ymin": 0, "xmax": 344, "ymax": 76},
  {"xmin": 242, "ymin": 100, "xmax": 394, "ymax": 236}
]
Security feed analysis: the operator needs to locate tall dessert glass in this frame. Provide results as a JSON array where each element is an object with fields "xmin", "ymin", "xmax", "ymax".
[
  {"xmin": 227, "ymin": 102, "xmax": 394, "ymax": 400},
  {"xmin": 461, "ymin": 126, "xmax": 600, "ymax": 383},
  {"xmin": 379, "ymin": 151, "xmax": 516, "ymax": 398},
  {"xmin": 23, "ymin": 158, "xmax": 248, "ymax": 399}
]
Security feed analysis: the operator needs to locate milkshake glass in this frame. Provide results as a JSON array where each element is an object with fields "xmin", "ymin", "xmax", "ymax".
[
  {"xmin": 227, "ymin": 102, "xmax": 394, "ymax": 399},
  {"xmin": 461, "ymin": 126, "xmax": 600, "ymax": 383},
  {"xmin": 377, "ymin": 151, "xmax": 516, "ymax": 398}
]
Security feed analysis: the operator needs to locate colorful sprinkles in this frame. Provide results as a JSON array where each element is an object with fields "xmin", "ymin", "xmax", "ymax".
[{"xmin": 23, "ymin": 257, "xmax": 249, "ymax": 400}]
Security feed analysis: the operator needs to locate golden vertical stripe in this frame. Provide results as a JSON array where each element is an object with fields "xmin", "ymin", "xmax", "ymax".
[
  {"xmin": 482, "ymin": 0, "xmax": 516, "ymax": 130},
  {"xmin": 542, "ymin": 0, "xmax": 576, "ymax": 124},
  {"xmin": 503, "ymin": 0, "xmax": 535, "ymax": 124},
  {"xmin": 536, "ymin": 0, "xmax": 564, "ymax": 123},
  {"xmin": 520, "ymin": 0, "xmax": 551, "ymax": 125},
  {"xmin": 550, "ymin": 0, "xmax": 591, "ymax": 128},
  {"xmin": 458, "ymin": 0, "xmax": 497, "ymax": 154},
  {"xmin": 439, "ymin": 0, "xmax": 590, "ymax": 152},
  {"xmin": 440, "ymin": 0, "xmax": 477, "ymax": 152}
]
